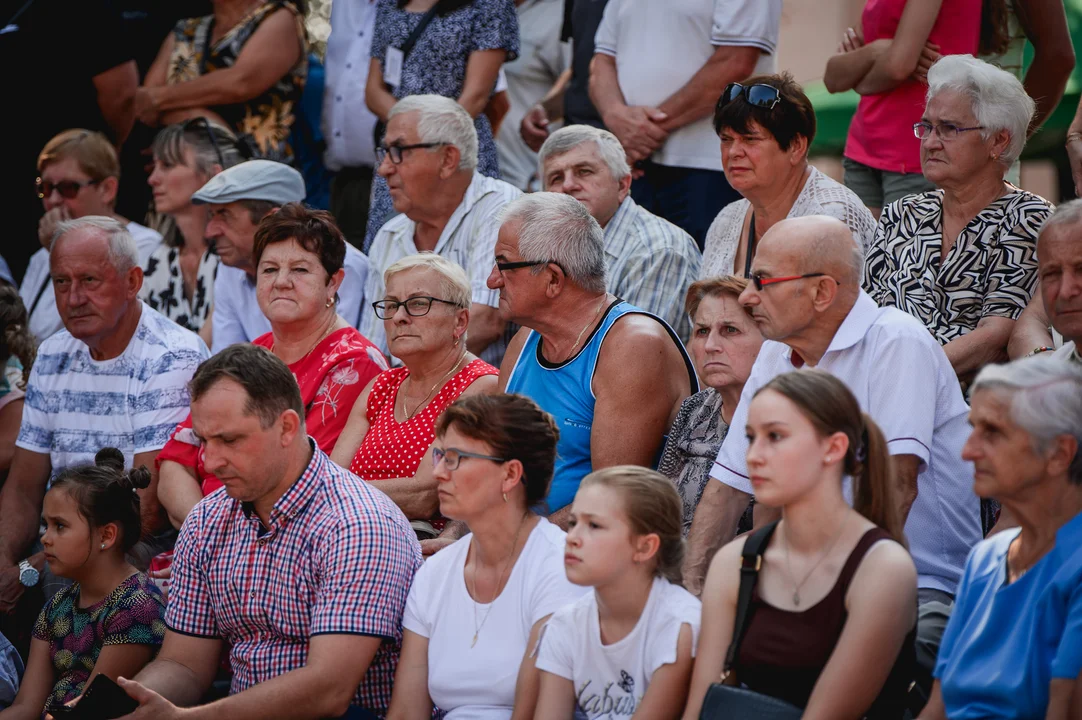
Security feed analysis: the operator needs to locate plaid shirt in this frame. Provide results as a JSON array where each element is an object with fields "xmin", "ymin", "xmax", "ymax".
[
  {"xmin": 166, "ymin": 440, "xmax": 421, "ymax": 715},
  {"xmin": 603, "ymin": 197, "xmax": 701, "ymax": 342}
]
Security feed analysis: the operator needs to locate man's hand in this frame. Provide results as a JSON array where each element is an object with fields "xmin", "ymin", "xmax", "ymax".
[
  {"xmin": 0, "ymin": 564, "xmax": 25, "ymax": 614},
  {"xmin": 38, "ymin": 206, "xmax": 72, "ymax": 250},
  {"xmin": 1068, "ymin": 135, "xmax": 1082, "ymax": 199},
  {"xmin": 134, "ymin": 86, "xmax": 164, "ymax": 127},
  {"xmin": 604, "ymin": 105, "xmax": 668, "ymax": 164},
  {"xmin": 520, "ymin": 104, "xmax": 551, "ymax": 152},
  {"xmin": 117, "ymin": 677, "xmax": 189, "ymax": 720}
]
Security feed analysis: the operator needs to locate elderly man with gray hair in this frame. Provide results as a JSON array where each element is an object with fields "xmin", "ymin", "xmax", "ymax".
[
  {"xmin": 0, "ymin": 217, "xmax": 207, "ymax": 636},
  {"xmin": 538, "ymin": 125, "xmax": 701, "ymax": 340},
  {"xmin": 362, "ymin": 95, "xmax": 522, "ymax": 366},
  {"xmin": 488, "ymin": 192, "xmax": 697, "ymax": 527}
]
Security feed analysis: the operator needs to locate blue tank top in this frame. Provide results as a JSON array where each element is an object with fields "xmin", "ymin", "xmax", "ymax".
[{"xmin": 505, "ymin": 300, "xmax": 697, "ymax": 513}]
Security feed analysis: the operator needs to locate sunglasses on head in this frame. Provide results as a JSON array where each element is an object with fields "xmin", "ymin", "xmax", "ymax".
[
  {"xmin": 36, "ymin": 177, "xmax": 101, "ymax": 200},
  {"xmin": 717, "ymin": 83, "xmax": 782, "ymax": 112}
]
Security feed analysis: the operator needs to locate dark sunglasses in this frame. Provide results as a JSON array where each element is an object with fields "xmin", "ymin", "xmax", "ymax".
[
  {"xmin": 36, "ymin": 177, "xmax": 101, "ymax": 200},
  {"xmin": 750, "ymin": 273, "xmax": 834, "ymax": 291},
  {"xmin": 718, "ymin": 83, "xmax": 782, "ymax": 112}
]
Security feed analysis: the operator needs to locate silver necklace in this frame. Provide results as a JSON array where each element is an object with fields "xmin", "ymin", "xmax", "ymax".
[
  {"xmin": 468, "ymin": 513, "xmax": 529, "ymax": 648},
  {"xmin": 782, "ymin": 513, "xmax": 849, "ymax": 606}
]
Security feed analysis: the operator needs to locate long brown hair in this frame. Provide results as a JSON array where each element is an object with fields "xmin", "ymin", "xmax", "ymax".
[
  {"xmin": 979, "ymin": 0, "xmax": 1012, "ymax": 57},
  {"xmin": 756, "ymin": 371, "xmax": 905, "ymax": 545}
]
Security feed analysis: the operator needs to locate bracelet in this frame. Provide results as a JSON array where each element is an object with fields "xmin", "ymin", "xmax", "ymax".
[
  {"xmin": 1067, "ymin": 132, "xmax": 1082, "ymax": 144},
  {"xmin": 1028, "ymin": 346, "xmax": 1055, "ymax": 357}
]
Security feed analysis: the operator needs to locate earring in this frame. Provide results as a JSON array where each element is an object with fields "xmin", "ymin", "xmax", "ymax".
[
  {"xmin": 502, "ymin": 492, "xmax": 508, "ymax": 503},
  {"xmin": 453, "ymin": 335, "xmax": 460, "ymax": 346},
  {"xmin": 325, "ymin": 298, "xmax": 334, "ymax": 308},
  {"xmin": 100, "ymin": 543, "xmax": 106, "ymax": 550}
]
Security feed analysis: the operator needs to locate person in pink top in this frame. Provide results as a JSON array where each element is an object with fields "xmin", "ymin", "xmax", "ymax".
[
  {"xmin": 825, "ymin": 0, "xmax": 981, "ymax": 217},
  {"xmin": 332, "ymin": 253, "xmax": 498, "ymax": 556}
]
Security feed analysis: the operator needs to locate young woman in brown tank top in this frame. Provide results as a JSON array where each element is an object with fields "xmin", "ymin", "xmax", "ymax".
[{"xmin": 683, "ymin": 370, "xmax": 918, "ymax": 720}]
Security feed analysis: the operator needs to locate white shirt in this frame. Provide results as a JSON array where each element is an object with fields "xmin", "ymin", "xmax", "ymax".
[
  {"xmin": 211, "ymin": 243, "xmax": 370, "ymax": 353},
  {"xmin": 16, "ymin": 302, "xmax": 209, "ymax": 476},
  {"xmin": 594, "ymin": 0, "xmax": 781, "ymax": 172},
  {"xmin": 536, "ymin": 578, "xmax": 701, "ymax": 717},
  {"xmin": 323, "ymin": 0, "xmax": 380, "ymax": 170},
  {"xmin": 20, "ymin": 222, "xmax": 163, "ymax": 343},
  {"xmin": 711, "ymin": 292, "xmax": 982, "ymax": 594},
  {"xmin": 496, "ymin": 0, "xmax": 569, "ymax": 190},
  {"xmin": 1052, "ymin": 340, "xmax": 1079, "ymax": 364},
  {"xmin": 402, "ymin": 519, "xmax": 587, "ymax": 720},
  {"xmin": 360, "ymin": 172, "xmax": 522, "ymax": 365}
]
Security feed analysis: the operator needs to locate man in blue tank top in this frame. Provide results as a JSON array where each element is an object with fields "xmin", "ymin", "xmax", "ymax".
[{"xmin": 488, "ymin": 193, "xmax": 697, "ymax": 527}]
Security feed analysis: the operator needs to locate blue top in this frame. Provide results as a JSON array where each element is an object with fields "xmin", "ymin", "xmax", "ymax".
[
  {"xmin": 935, "ymin": 510, "xmax": 1082, "ymax": 719},
  {"xmin": 505, "ymin": 300, "xmax": 695, "ymax": 512}
]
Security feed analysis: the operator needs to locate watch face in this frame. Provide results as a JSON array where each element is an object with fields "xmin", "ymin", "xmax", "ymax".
[{"xmin": 18, "ymin": 566, "xmax": 38, "ymax": 587}]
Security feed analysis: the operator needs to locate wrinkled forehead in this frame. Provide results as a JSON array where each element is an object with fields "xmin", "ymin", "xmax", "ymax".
[
  {"xmin": 49, "ymin": 229, "xmax": 112, "ymax": 266},
  {"xmin": 544, "ymin": 142, "xmax": 604, "ymax": 171},
  {"xmin": 1038, "ymin": 222, "xmax": 1082, "ymax": 264},
  {"xmin": 385, "ymin": 111, "xmax": 421, "ymax": 144},
  {"xmin": 749, "ymin": 236, "xmax": 803, "ymax": 277},
  {"xmin": 495, "ymin": 219, "xmax": 524, "ymax": 256}
]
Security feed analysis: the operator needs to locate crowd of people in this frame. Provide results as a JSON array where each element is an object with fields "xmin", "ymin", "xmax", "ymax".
[{"xmin": 0, "ymin": 0, "xmax": 1081, "ymax": 718}]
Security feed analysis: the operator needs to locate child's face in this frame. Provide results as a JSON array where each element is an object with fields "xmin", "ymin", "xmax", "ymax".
[
  {"xmin": 564, "ymin": 484, "xmax": 643, "ymax": 587},
  {"xmin": 41, "ymin": 489, "xmax": 92, "ymax": 578}
]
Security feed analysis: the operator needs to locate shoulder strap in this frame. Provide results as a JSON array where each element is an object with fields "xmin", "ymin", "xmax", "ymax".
[
  {"xmin": 399, "ymin": 0, "xmax": 451, "ymax": 60},
  {"xmin": 743, "ymin": 212, "xmax": 756, "ymax": 280},
  {"xmin": 722, "ymin": 520, "xmax": 779, "ymax": 676}
]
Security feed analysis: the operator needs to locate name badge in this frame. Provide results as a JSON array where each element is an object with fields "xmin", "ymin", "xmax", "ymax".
[{"xmin": 384, "ymin": 47, "xmax": 404, "ymax": 89}]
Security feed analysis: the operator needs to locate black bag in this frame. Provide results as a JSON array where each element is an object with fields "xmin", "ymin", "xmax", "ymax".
[{"xmin": 698, "ymin": 521, "xmax": 802, "ymax": 720}]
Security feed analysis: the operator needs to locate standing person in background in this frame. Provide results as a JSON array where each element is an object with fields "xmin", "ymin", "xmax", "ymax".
[
  {"xmin": 323, "ymin": 0, "xmax": 381, "ymax": 249},
  {"xmin": 825, "ymin": 0, "xmax": 982, "ymax": 218},
  {"xmin": 364, "ymin": 0, "xmax": 519, "ymax": 249},
  {"xmin": 588, "ymin": 0, "xmax": 782, "ymax": 249}
]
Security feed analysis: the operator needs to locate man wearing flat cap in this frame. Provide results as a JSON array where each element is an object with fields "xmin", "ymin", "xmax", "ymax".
[{"xmin": 196, "ymin": 160, "xmax": 370, "ymax": 352}]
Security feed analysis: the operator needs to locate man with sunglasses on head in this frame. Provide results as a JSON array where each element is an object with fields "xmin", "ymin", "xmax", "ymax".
[
  {"xmin": 684, "ymin": 214, "xmax": 981, "ymax": 684},
  {"xmin": 20, "ymin": 130, "xmax": 163, "ymax": 342},
  {"xmin": 361, "ymin": 95, "xmax": 522, "ymax": 367}
]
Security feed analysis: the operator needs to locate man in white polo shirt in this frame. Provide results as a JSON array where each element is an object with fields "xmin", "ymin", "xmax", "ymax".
[
  {"xmin": 588, "ymin": 0, "xmax": 782, "ymax": 248},
  {"xmin": 685, "ymin": 215, "xmax": 981, "ymax": 676}
]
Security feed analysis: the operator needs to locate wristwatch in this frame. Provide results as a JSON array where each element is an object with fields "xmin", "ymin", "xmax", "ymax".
[{"xmin": 17, "ymin": 559, "xmax": 39, "ymax": 587}]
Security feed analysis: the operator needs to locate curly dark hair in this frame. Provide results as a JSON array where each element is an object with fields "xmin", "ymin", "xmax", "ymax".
[
  {"xmin": 713, "ymin": 71, "xmax": 817, "ymax": 151},
  {"xmin": 0, "ymin": 285, "xmax": 35, "ymax": 390},
  {"xmin": 253, "ymin": 202, "xmax": 348, "ymax": 281}
]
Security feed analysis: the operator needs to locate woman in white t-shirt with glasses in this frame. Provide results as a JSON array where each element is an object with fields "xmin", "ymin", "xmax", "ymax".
[{"xmin": 386, "ymin": 393, "xmax": 587, "ymax": 720}]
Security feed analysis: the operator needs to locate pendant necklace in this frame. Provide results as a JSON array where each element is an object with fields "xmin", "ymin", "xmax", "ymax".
[
  {"xmin": 782, "ymin": 512, "xmax": 849, "ymax": 606},
  {"xmin": 469, "ymin": 513, "xmax": 529, "ymax": 647}
]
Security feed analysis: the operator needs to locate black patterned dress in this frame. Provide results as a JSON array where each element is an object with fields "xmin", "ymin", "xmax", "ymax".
[
  {"xmin": 657, "ymin": 388, "xmax": 728, "ymax": 535},
  {"xmin": 140, "ymin": 244, "xmax": 219, "ymax": 332},
  {"xmin": 167, "ymin": 1, "xmax": 308, "ymax": 162}
]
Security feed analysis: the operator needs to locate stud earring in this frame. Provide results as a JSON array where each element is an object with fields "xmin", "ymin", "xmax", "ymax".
[{"xmin": 100, "ymin": 543, "xmax": 106, "ymax": 550}]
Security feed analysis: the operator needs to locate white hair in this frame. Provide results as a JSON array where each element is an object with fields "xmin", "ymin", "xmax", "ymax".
[
  {"xmin": 388, "ymin": 95, "xmax": 479, "ymax": 171},
  {"xmin": 537, "ymin": 125, "xmax": 631, "ymax": 182},
  {"xmin": 51, "ymin": 215, "xmax": 139, "ymax": 271},
  {"xmin": 926, "ymin": 54, "xmax": 1035, "ymax": 167},
  {"xmin": 384, "ymin": 252, "xmax": 471, "ymax": 309},
  {"xmin": 972, "ymin": 357, "xmax": 1082, "ymax": 485},
  {"xmin": 500, "ymin": 193, "xmax": 607, "ymax": 294},
  {"xmin": 1038, "ymin": 198, "xmax": 1082, "ymax": 248}
]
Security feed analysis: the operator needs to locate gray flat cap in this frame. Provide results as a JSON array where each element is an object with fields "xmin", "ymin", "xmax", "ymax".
[{"xmin": 191, "ymin": 159, "xmax": 306, "ymax": 206}]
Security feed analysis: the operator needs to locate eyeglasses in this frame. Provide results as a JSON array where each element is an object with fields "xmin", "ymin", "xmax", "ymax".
[
  {"xmin": 495, "ymin": 259, "xmax": 549, "ymax": 273},
  {"xmin": 718, "ymin": 83, "xmax": 782, "ymax": 112},
  {"xmin": 913, "ymin": 122, "xmax": 984, "ymax": 141},
  {"xmin": 750, "ymin": 273, "xmax": 834, "ymax": 291},
  {"xmin": 376, "ymin": 142, "xmax": 445, "ymax": 165},
  {"xmin": 372, "ymin": 296, "xmax": 462, "ymax": 319},
  {"xmin": 432, "ymin": 447, "xmax": 507, "ymax": 471},
  {"xmin": 36, "ymin": 177, "xmax": 101, "ymax": 200},
  {"xmin": 183, "ymin": 117, "xmax": 226, "ymax": 167}
]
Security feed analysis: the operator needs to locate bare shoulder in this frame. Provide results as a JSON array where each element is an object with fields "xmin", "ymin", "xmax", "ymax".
[
  {"xmin": 847, "ymin": 538, "xmax": 918, "ymax": 608},
  {"xmin": 599, "ymin": 312, "xmax": 684, "ymax": 371},
  {"xmin": 702, "ymin": 534, "xmax": 748, "ymax": 604},
  {"xmin": 498, "ymin": 327, "xmax": 532, "ymax": 389}
]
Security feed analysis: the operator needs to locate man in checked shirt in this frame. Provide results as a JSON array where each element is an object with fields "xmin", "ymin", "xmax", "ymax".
[{"xmin": 116, "ymin": 344, "xmax": 422, "ymax": 720}]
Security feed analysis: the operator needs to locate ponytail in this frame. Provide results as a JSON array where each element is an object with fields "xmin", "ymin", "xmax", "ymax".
[{"xmin": 850, "ymin": 414, "xmax": 906, "ymax": 547}]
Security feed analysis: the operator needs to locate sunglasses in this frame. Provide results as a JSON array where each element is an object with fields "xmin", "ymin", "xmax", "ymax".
[
  {"xmin": 36, "ymin": 177, "xmax": 101, "ymax": 200},
  {"xmin": 750, "ymin": 273, "xmax": 835, "ymax": 291},
  {"xmin": 183, "ymin": 117, "xmax": 226, "ymax": 167},
  {"xmin": 718, "ymin": 83, "xmax": 782, "ymax": 112}
]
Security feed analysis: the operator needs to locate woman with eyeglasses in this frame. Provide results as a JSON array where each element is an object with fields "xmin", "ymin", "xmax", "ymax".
[
  {"xmin": 332, "ymin": 253, "xmax": 498, "ymax": 552},
  {"xmin": 385, "ymin": 392, "xmax": 586, "ymax": 720},
  {"xmin": 143, "ymin": 120, "xmax": 245, "ymax": 340},
  {"xmin": 863, "ymin": 55, "xmax": 1053, "ymax": 390},
  {"xmin": 699, "ymin": 73, "xmax": 876, "ymax": 281}
]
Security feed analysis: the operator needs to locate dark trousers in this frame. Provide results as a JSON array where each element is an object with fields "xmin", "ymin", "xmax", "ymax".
[
  {"xmin": 330, "ymin": 166, "xmax": 375, "ymax": 252},
  {"xmin": 631, "ymin": 161, "xmax": 742, "ymax": 251}
]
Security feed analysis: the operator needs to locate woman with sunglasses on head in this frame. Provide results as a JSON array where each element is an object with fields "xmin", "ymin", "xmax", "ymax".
[
  {"xmin": 332, "ymin": 253, "xmax": 498, "ymax": 554},
  {"xmin": 700, "ymin": 73, "xmax": 876, "ymax": 282},
  {"xmin": 385, "ymin": 392, "xmax": 587, "ymax": 720},
  {"xmin": 143, "ymin": 120, "xmax": 245, "ymax": 341}
]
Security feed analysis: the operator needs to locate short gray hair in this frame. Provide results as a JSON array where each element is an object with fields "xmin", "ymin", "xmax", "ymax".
[
  {"xmin": 1038, "ymin": 198, "xmax": 1082, "ymax": 248},
  {"xmin": 926, "ymin": 54, "xmax": 1035, "ymax": 167},
  {"xmin": 972, "ymin": 357, "xmax": 1082, "ymax": 485},
  {"xmin": 500, "ymin": 193, "xmax": 607, "ymax": 294},
  {"xmin": 538, "ymin": 125, "xmax": 631, "ymax": 182},
  {"xmin": 389, "ymin": 95, "xmax": 479, "ymax": 171},
  {"xmin": 384, "ymin": 252, "xmax": 471, "ymax": 309},
  {"xmin": 51, "ymin": 216, "xmax": 139, "ymax": 272}
]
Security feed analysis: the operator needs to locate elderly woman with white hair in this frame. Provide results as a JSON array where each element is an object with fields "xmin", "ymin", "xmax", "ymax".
[
  {"xmin": 919, "ymin": 357, "xmax": 1082, "ymax": 720},
  {"xmin": 333, "ymin": 252, "xmax": 498, "ymax": 553},
  {"xmin": 864, "ymin": 55, "xmax": 1054, "ymax": 386}
]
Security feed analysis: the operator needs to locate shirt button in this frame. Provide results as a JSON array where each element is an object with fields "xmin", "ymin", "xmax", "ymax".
[
  {"xmin": 346, "ymin": 63, "xmax": 352, "ymax": 69},
  {"xmin": 250, "ymin": 592, "xmax": 255, "ymax": 598},
  {"xmin": 336, "ymin": 95, "xmax": 343, "ymax": 101},
  {"xmin": 335, "ymin": 131, "xmax": 342, "ymax": 137}
]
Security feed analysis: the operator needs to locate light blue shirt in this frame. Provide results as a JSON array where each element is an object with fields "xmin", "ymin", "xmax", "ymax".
[{"xmin": 935, "ymin": 510, "xmax": 1082, "ymax": 719}]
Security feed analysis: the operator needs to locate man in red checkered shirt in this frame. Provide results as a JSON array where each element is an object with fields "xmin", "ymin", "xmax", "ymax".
[{"xmin": 117, "ymin": 344, "xmax": 422, "ymax": 720}]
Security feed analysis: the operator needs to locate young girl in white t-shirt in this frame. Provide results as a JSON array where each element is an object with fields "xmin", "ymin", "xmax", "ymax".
[{"xmin": 534, "ymin": 466, "xmax": 702, "ymax": 719}]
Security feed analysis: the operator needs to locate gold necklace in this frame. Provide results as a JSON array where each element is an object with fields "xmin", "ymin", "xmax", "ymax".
[
  {"xmin": 782, "ymin": 513, "xmax": 850, "ymax": 606},
  {"xmin": 469, "ymin": 513, "xmax": 529, "ymax": 648},
  {"xmin": 401, "ymin": 351, "xmax": 467, "ymax": 420},
  {"xmin": 560, "ymin": 295, "xmax": 608, "ymax": 361}
]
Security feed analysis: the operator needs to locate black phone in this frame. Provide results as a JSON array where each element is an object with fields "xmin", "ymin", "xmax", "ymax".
[{"xmin": 49, "ymin": 675, "xmax": 139, "ymax": 720}]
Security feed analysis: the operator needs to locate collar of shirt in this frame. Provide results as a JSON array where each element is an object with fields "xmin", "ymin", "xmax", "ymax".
[
  {"xmin": 391, "ymin": 172, "xmax": 491, "ymax": 254},
  {"xmin": 786, "ymin": 291, "xmax": 878, "ymax": 366},
  {"xmin": 602, "ymin": 195, "xmax": 637, "ymax": 260},
  {"xmin": 240, "ymin": 438, "xmax": 322, "ymax": 534}
]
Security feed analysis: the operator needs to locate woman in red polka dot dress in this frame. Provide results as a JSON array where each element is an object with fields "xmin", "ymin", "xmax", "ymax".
[{"xmin": 332, "ymin": 254, "xmax": 498, "ymax": 553}]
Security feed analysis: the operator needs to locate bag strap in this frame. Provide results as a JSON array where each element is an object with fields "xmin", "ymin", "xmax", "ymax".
[
  {"xmin": 722, "ymin": 520, "xmax": 779, "ymax": 677},
  {"xmin": 399, "ymin": 0, "xmax": 450, "ymax": 62}
]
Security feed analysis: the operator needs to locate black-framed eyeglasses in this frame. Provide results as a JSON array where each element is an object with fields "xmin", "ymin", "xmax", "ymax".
[
  {"xmin": 376, "ymin": 142, "xmax": 445, "ymax": 165},
  {"xmin": 432, "ymin": 447, "xmax": 507, "ymax": 471},
  {"xmin": 495, "ymin": 259, "xmax": 549, "ymax": 273},
  {"xmin": 750, "ymin": 273, "xmax": 834, "ymax": 291},
  {"xmin": 183, "ymin": 117, "xmax": 227, "ymax": 167},
  {"xmin": 718, "ymin": 82, "xmax": 782, "ymax": 112},
  {"xmin": 372, "ymin": 296, "xmax": 462, "ymax": 319},
  {"xmin": 913, "ymin": 121, "xmax": 984, "ymax": 141},
  {"xmin": 36, "ymin": 177, "xmax": 101, "ymax": 200}
]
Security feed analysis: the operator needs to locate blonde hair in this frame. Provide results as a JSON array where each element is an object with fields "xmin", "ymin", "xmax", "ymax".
[
  {"xmin": 38, "ymin": 129, "xmax": 120, "ymax": 180},
  {"xmin": 579, "ymin": 466, "xmax": 685, "ymax": 584},
  {"xmin": 684, "ymin": 275, "xmax": 750, "ymax": 318},
  {"xmin": 384, "ymin": 252, "xmax": 471, "ymax": 309}
]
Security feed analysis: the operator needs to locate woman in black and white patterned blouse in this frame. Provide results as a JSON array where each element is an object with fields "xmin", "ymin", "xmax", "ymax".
[
  {"xmin": 142, "ymin": 120, "xmax": 243, "ymax": 341},
  {"xmin": 864, "ymin": 54, "xmax": 1053, "ymax": 387}
]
